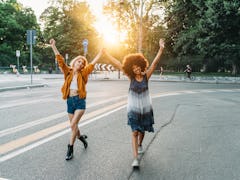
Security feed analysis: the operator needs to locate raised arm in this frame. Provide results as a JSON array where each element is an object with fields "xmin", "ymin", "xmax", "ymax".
[
  {"xmin": 49, "ymin": 39, "xmax": 60, "ymax": 55},
  {"xmin": 103, "ymin": 49, "xmax": 123, "ymax": 71},
  {"xmin": 49, "ymin": 38, "xmax": 69, "ymax": 75},
  {"xmin": 146, "ymin": 39, "xmax": 165, "ymax": 79},
  {"xmin": 90, "ymin": 49, "xmax": 103, "ymax": 65}
]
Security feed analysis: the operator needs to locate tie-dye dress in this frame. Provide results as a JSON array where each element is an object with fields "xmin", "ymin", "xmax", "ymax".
[{"xmin": 127, "ymin": 75, "xmax": 154, "ymax": 132}]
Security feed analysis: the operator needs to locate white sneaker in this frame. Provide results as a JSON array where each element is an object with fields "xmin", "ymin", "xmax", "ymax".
[
  {"xmin": 132, "ymin": 158, "xmax": 139, "ymax": 167},
  {"xmin": 138, "ymin": 145, "xmax": 144, "ymax": 154}
]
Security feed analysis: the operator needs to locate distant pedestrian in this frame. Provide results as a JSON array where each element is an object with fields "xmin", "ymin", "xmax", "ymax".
[
  {"xmin": 49, "ymin": 38, "xmax": 103, "ymax": 160},
  {"xmin": 184, "ymin": 64, "xmax": 192, "ymax": 79},
  {"xmin": 104, "ymin": 39, "xmax": 165, "ymax": 168},
  {"xmin": 48, "ymin": 67, "xmax": 52, "ymax": 74},
  {"xmin": 160, "ymin": 66, "xmax": 164, "ymax": 78}
]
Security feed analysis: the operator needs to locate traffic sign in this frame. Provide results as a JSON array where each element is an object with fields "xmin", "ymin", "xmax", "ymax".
[
  {"xmin": 27, "ymin": 30, "xmax": 36, "ymax": 45},
  {"xmin": 94, "ymin": 63, "xmax": 115, "ymax": 72},
  {"xmin": 82, "ymin": 39, "xmax": 88, "ymax": 56},
  {"xmin": 82, "ymin": 39, "xmax": 88, "ymax": 47},
  {"xmin": 16, "ymin": 50, "xmax": 20, "ymax": 57}
]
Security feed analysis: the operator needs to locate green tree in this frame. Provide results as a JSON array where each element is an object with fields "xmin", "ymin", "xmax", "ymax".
[
  {"xmin": 197, "ymin": 0, "xmax": 240, "ymax": 74},
  {"xmin": 164, "ymin": 0, "xmax": 204, "ymax": 71},
  {"xmin": 0, "ymin": 0, "xmax": 40, "ymax": 68},
  {"xmin": 103, "ymin": 0, "xmax": 167, "ymax": 63},
  {"xmin": 165, "ymin": 0, "xmax": 240, "ymax": 73},
  {"xmin": 40, "ymin": 0, "xmax": 99, "ymax": 67}
]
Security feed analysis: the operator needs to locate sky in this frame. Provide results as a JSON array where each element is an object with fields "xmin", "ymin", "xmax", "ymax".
[
  {"xmin": 17, "ymin": 0, "xmax": 105, "ymax": 20},
  {"xmin": 17, "ymin": 0, "xmax": 120, "ymax": 44},
  {"xmin": 17, "ymin": 0, "xmax": 161, "ymax": 45},
  {"xmin": 18, "ymin": 0, "xmax": 50, "ymax": 19}
]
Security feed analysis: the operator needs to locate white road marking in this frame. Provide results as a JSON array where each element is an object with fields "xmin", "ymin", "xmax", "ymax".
[
  {"xmin": 0, "ymin": 105, "xmax": 126, "ymax": 162},
  {"xmin": 182, "ymin": 90, "xmax": 198, "ymax": 94},
  {"xmin": 0, "ymin": 89, "xmax": 239, "ymax": 162},
  {"xmin": 0, "ymin": 101, "xmax": 126, "ymax": 155},
  {"xmin": 218, "ymin": 89, "xmax": 235, "ymax": 92},
  {"xmin": 0, "ymin": 96, "xmax": 127, "ymax": 138},
  {"xmin": 0, "ymin": 98, "xmax": 59, "ymax": 110},
  {"xmin": 199, "ymin": 90, "xmax": 216, "ymax": 93},
  {"xmin": 0, "ymin": 112, "xmax": 66, "ymax": 138}
]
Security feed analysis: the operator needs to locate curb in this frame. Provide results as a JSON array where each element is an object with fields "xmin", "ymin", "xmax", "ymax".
[
  {"xmin": 0, "ymin": 78, "xmax": 239, "ymax": 93},
  {"xmin": 151, "ymin": 79, "xmax": 240, "ymax": 84},
  {"xmin": 0, "ymin": 84, "xmax": 48, "ymax": 92}
]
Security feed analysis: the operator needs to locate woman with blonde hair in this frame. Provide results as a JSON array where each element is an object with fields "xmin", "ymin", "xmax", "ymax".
[
  {"xmin": 50, "ymin": 38, "xmax": 102, "ymax": 160},
  {"xmin": 104, "ymin": 39, "xmax": 165, "ymax": 168}
]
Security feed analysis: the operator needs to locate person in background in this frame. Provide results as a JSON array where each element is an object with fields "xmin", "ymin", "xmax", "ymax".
[
  {"xmin": 103, "ymin": 39, "xmax": 165, "ymax": 168},
  {"xmin": 48, "ymin": 66, "xmax": 52, "ymax": 74},
  {"xmin": 49, "ymin": 38, "xmax": 103, "ymax": 160},
  {"xmin": 184, "ymin": 64, "xmax": 192, "ymax": 79},
  {"xmin": 160, "ymin": 66, "xmax": 164, "ymax": 78}
]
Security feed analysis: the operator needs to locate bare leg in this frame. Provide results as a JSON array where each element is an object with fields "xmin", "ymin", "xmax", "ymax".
[
  {"xmin": 69, "ymin": 110, "xmax": 85, "ymax": 145},
  {"xmin": 132, "ymin": 131, "xmax": 139, "ymax": 158},
  {"xmin": 68, "ymin": 113, "xmax": 81, "ymax": 138},
  {"xmin": 138, "ymin": 132, "xmax": 145, "ymax": 146}
]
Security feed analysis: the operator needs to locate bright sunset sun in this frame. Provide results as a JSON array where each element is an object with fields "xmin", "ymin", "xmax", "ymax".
[
  {"xmin": 94, "ymin": 18, "xmax": 120, "ymax": 46},
  {"xmin": 89, "ymin": 0, "xmax": 125, "ymax": 47}
]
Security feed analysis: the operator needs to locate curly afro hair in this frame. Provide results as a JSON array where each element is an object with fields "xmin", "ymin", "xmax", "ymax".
[{"xmin": 122, "ymin": 53, "xmax": 149, "ymax": 79}]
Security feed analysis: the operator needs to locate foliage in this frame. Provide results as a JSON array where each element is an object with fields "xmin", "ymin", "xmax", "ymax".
[
  {"xmin": 103, "ymin": 0, "xmax": 167, "ymax": 63},
  {"xmin": 40, "ymin": 0, "xmax": 99, "ymax": 67},
  {"xmin": 1, "ymin": 0, "xmax": 239, "ymax": 74},
  {"xmin": 0, "ymin": 0, "xmax": 41, "ymax": 67},
  {"xmin": 165, "ymin": 0, "xmax": 240, "ymax": 74}
]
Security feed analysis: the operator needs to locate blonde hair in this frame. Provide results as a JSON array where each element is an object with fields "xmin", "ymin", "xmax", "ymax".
[{"xmin": 69, "ymin": 55, "xmax": 88, "ymax": 68}]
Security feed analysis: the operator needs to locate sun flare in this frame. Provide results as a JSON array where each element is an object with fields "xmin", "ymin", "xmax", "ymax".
[
  {"xmin": 88, "ymin": 0, "xmax": 125, "ymax": 47},
  {"xmin": 94, "ymin": 19, "xmax": 120, "ymax": 46}
]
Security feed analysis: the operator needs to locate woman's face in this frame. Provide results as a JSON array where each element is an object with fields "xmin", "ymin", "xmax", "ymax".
[
  {"xmin": 132, "ymin": 65, "xmax": 141, "ymax": 75},
  {"xmin": 74, "ymin": 59, "xmax": 85, "ymax": 70}
]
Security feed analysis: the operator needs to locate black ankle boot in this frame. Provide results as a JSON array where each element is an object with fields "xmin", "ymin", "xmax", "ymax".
[
  {"xmin": 79, "ymin": 135, "xmax": 88, "ymax": 149},
  {"xmin": 65, "ymin": 144, "xmax": 73, "ymax": 160}
]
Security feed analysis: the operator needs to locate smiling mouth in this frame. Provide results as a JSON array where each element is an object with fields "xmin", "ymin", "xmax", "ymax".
[{"xmin": 134, "ymin": 70, "xmax": 141, "ymax": 74}]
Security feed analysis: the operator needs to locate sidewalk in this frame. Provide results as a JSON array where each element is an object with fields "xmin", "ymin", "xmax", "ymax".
[
  {"xmin": 0, "ymin": 74, "xmax": 47, "ymax": 92},
  {"xmin": 0, "ymin": 73, "xmax": 240, "ymax": 92},
  {"xmin": 153, "ymin": 75, "xmax": 240, "ymax": 84},
  {"xmin": 86, "ymin": 71, "xmax": 240, "ymax": 84}
]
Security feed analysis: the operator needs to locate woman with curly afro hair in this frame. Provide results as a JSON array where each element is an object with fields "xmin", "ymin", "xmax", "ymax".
[{"xmin": 104, "ymin": 39, "xmax": 165, "ymax": 168}]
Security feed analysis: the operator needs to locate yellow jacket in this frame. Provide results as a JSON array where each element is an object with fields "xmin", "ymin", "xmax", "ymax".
[{"xmin": 56, "ymin": 55, "xmax": 94, "ymax": 99}]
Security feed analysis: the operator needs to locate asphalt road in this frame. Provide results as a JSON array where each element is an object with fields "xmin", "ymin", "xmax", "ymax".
[{"xmin": 0, "ymin": 79, "xmax": 240, "ymax": 180}]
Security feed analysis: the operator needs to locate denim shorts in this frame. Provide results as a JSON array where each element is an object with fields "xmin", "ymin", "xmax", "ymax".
[{"xmin": 67, "ymin": 95, "xmax": 86, "ymax": 114}]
